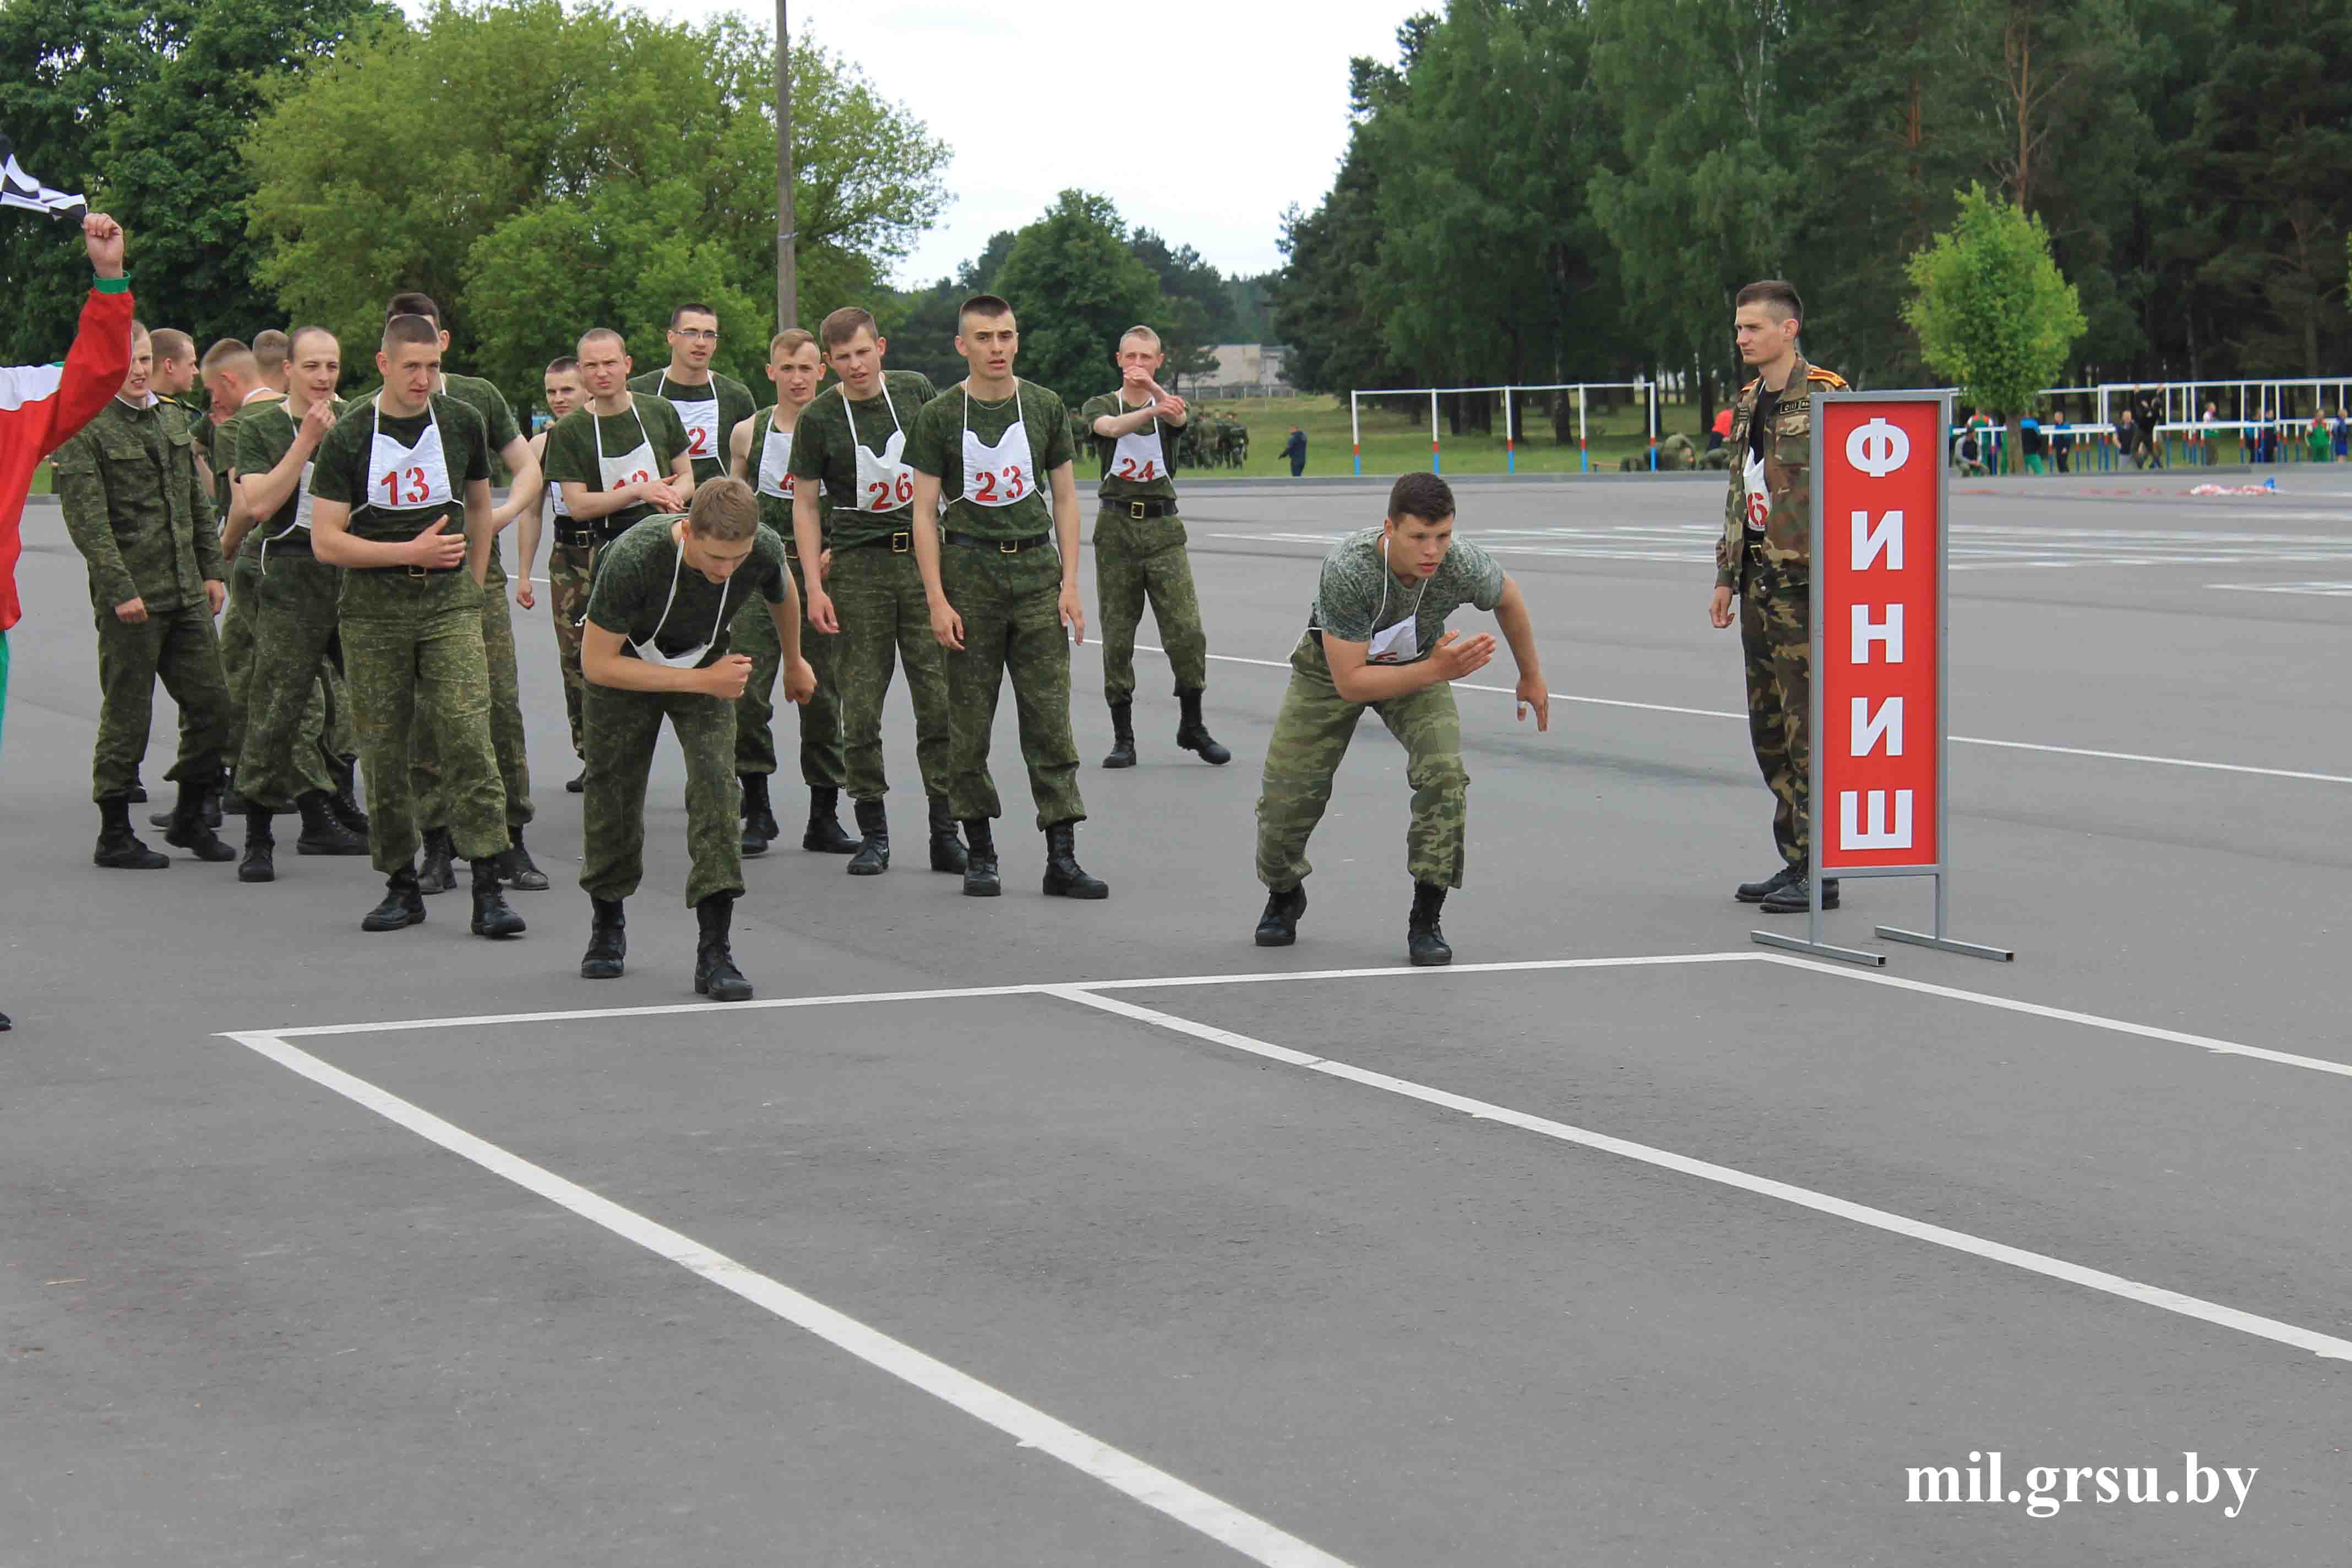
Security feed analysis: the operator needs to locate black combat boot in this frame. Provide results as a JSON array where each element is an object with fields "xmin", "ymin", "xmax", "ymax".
[
  {"xmin": 469, "ymin": 857, "xmax": 526, "ymax": 938},
  {"xmin": 1407, "ymin": 882, "xmax": 1453, "ymax": 967},
  {"xmin": 1102, "ymin": 701, "xmax": 1137, "ymax": 769},
  {"xmin": 1254, "ymin": 885, "xmax": 1306, "ymax": 947},
  {"xmin": 239, "ymin": 807, "xmax": 276, "ymax": 884},
  {"xmin": 739, "ymin": 772, "xmax": 777, "ymax": 856},
  {"xmin": 161, "ymin": 771, "xmax": 235, "ymax": 862},
  {"xmin": 0, "ymin": 1010, "xmax": 10, "ymax": 1031},
  {"xmin": 416, "ymin": 826, "xmax": 458, "ymax": 893},
  {"xmin": 361, "ymin": 867, "xmax": 426, "ymax": 932},
  {"xmin": 1735, "ymin": 863, "xmax": 1804, "ymax": 903},
  {"xmin": 128, "ymin": 776, "xmax": 146, "ymax": 803},
  {"xmin": 95, "ymin": 798, "xmax": 170, "ymax": 870},
  {"xmin": 847, "ymin": 799, "xmax": 890, "ymax": 876},
  {"xmin": 580, "ymin": 897, "xmax": 626, "ymax": 979},
  {"xmin": 927, "ymin": 796, "xmax": 967, "ymax": 874},
  {"xmin": 693, "ymin": 892, "xmax": 753, "ymax": 1000},
  {"xmin": 495, "ymin": 827, "xmax": 549, "ymax": 890},
  {"xmin": 1041, "ymin": 820, "xmax": 1109, "ymax": 900},
  {"xmin": 1174, "ymin": 687, "xmax": 1231, "ymax": 765},
  {"xmin": 961, "ymin": 817, "xmax": 1000, "ymax": 897},
  {"xmin": 1760, "ymin": 876, "xmax": 1840, "ymax": 913},
  {"xmin": 156, "ymin": 777, "xmax": 224, "ymax": 829},
  {"xmin": 295, "ymin": 790, "xmax": 368, "ymax": 856},
  {"xmin": 327, "ymin": 756, "xmax": 367, "ymax": 834},
  {"xmin": 802, "ymin": 785, "xmax": 858, "ymax": 853},
  {"xmin": 566, "ymin": 766, "xmax": 586, "ymax": 794}
]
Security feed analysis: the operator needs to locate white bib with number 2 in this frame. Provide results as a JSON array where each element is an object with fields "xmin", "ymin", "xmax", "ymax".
[
  {"xmin": 660, "ymin": 374, "xmax": 720, "ymax": 465},
  {"xmin": 960, "ymin": 385, "xmax": 1036, "ymax": 509},
  {"xmin": 368, "ymin": 396, "xmax": 454, "ymax": 514}
]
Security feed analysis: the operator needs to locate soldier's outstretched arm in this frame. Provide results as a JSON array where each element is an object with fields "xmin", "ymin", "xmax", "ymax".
[{"xmin": 1491, "ymin": 577, "xmax": 1548, "ymax": 731}]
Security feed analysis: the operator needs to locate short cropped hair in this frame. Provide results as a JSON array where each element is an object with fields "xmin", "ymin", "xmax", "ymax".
[
  {"xmin": 288, "ymin": 325, "xmax": 339, "ymax": 357},
  {"xmin": 819, "ymin": 307, "xmax": 878, "ymax": 349},
  {"xmin": 670, "ymin": 302, "xmax": 717, "ymax": 328},
  {"xmin": 770, "ymin": 328, "xmax": 819, "ymax": 358},
  {"xmin": 1734, "ymin": 280, "xmax": 1804, "ymax": 324},
  {"xmin": 687, "ymin": 476, "xmax": 758, "ymax": 542},
  {"xmin": 199, "ymin": 337, "xmax": 251, "ymax": 372},
  {"xmin": 382, "ymin": 314, "xmax": 442, "ymax": 352},
  {"xmin": 545, "ymin": 355, "xmax": 580, "ymax": 377},
  {"xmin": 959, "ymin": 293, "xmax": 1014, "ymax": 328},
  {"xmin": 1387, "ymin": 472, "xmax": 1455, "ymax": 526},
  {"xmin": 386, "ymin": 292, "xmax": 442, "ymax": 326},
  {"xmin": 576, "ymin": 327, "xmax": 626, "ymax": 355},
  {"xmin": 149, "ymin": 328, "xmax": 194, "ymax": 365},
  {"xmin": 129, "ymin": 318, "xmax": 150, "ymax": 343},
  {"xmin": 1118, "ymin": 324, "xmax": 1161, "ymax": 350},
  {"xmin": 252, "ymin": 329, "xmax": 291, "ymax": 378}
]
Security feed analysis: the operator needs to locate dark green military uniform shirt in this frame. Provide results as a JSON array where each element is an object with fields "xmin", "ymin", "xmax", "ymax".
[
  {"xmin": 235, "ymin": 397, "xmax": 343, "ymax": 546},
  {"xmin": 906, "ymin": 379, "xmax": 1075, "ymax": 541},
  {"xmin": 1310, "ymin": 527, "xmax": 1505, "ymax": 662},
  {"xmin": 787, "ymin": 369, "xmax": 937, "ymax": 548},
  {"xmin": 628, "ymin": 368, "xmax": 755, "ymax": 486},
  {"xmin": 309, "ymin": 393, "xmax": 493, "ymax": 546},
  {"xmin": 543, "ymin": 395, "xmax": 692, "ymax": 541},
  {"xmin": 51, "ymin": 395, "xmax": 222, "ymax": 613},
  {"xmin": 584, "ymin": 514, "xmax": 788, "ymax": 667},
  {"xmin": 743, "ymin": 405, "xmax": 830, "ymax": 545},
  {"xmin": 1080, "ymin": 390, "xmax": 1183, "ymax": 504}
]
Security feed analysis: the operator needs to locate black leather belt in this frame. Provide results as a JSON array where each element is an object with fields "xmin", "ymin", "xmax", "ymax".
[
  {"xmin": 945, "ymin": 531, "xmax": 1050, "ymax": 553},
  {"xmin": 783, "ymin": 535, "xmax": 834, "ymax": 561},
  {"xmin": 361, "ymin": 563, "xmax": 463, "ymax": 577},
  {"xmin": 839, "ymin": 530, "xmax": 913, "ymax": 554},
  {"xmin": 558, "ymin": 526, "xmax": 598, "ymax": 552},
  {"xmin": 1109, "ymin": 498, "xmax": 1175, "ymax": 520}
]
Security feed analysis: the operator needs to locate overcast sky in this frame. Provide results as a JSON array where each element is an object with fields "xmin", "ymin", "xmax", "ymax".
[{"xmin": 630, "ymin": 0, "xmax": 1424, "ymax": 285}]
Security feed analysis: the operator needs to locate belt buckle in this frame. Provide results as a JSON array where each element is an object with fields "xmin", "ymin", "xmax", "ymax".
[
  {"xmin": 1129, "ymin": 500, "xmax": 1147, "ymax": 520},
  {"xmin": 891, "ymin": 531, "xmax": 911, "ymax": 553},
  {"xmin": 783, "ymin": 538, "xmax": 799, "ymax": 560},
  {"xmin": 405, "ymin": 564, "xmax": 428, "ymax": 580},
  {"xmin": 1000, "ymin": 537, "xmax": 1019, "ymax": 554}
]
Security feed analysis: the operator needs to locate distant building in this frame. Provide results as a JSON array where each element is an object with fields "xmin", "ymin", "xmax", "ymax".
[{"xmin": 1185, "ymin": 344, "xmax": 1294, "ymax": 399}]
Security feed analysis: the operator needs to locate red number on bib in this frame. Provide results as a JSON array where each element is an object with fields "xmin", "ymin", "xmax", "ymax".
[
  {"xmin": 866, "ymin": 481, "xmax": 891, "ymax": 511},
  {"xmin": 688, "ymin": 428, "xmax": 709, "ymax": 455},
  {"xmin": 405, "ymin": 467, "xmax": 429, "ymax": 504},
  {"xmin": 895, "ymin": 472, "xmax": 914, "ymax": 504},
  {"xmin": 1005, "ymin": 465, "xmax": 1025, "ymax": 499},
  {"xmin": 379, "ymin": 470, "xmax": 399, "ymax": 503},
  {"xmin": 780, "ymin": 473, "xmax": 794, "ymax": 499},
  {"xmin": 1115, "ymin": 458, "xmax": 1136, "ymax": 480},
  {"xmin": 1140, "ymin": 460, "xmax": 1156, "ymax": 481},
  {"xmin": 629, "ymin": 469, "xmax": 651, "ymax": 486},
  {"xmin": 974, "ymin": 470, "xmax": 997, "ymax": 502}
]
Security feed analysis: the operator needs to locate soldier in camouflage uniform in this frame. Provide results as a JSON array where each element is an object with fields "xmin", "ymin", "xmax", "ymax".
[
  {"xmin": 134, "ymin": 328, "xmax": 215, "ymax": 818},
  {"xmin": 1081, "ymin": 325, "xmax": 1229, "ymax": 771},
  {"xmin": 908, "ymin": 294, "xmax": 1107, "ymax": 900},
  {"xmin": 575, "ymin": 480, "xmax": 815, "ymax": 1000},
  {"xmin": 307, "ymin": 313, "xmax": 524, "ymax": 940},
  {"xmin": 51, "ymin": 321, "xmax": 238, "ymax": 868},
  {"xmin": 1253, "ymin": 472, "xmax": 1548, "ymax": 966},
  {"xmin": 511, "ymin": 356, "xmax": 588, "ymax": 785},
  {"xmin": 785, "ymin": 308, "xmax": 967, "ymax": 875},
  {"xmin": 1709, "ymin": 280, "xmax": 1847, "ymax": 915}
]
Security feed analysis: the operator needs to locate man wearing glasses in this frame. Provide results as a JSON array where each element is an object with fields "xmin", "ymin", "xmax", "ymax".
[{"xmin": 630, "ymin": 304, "xmax": 756, "ymax": 488}]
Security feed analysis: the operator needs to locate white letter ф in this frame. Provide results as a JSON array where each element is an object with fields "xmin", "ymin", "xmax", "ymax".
[
  {"xmin": 1852, "ymin": 602, "xmax": 1903, "ymax": 663},
  {"xmin": 1846, "ymin": 417, "xmax": 1912, "ymax": 477},
  {"xmin": 1841, "ymin": 790, "xmax": 1914, "ymax": 851}
]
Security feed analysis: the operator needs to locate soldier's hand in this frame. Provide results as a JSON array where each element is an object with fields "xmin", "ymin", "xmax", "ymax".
[
  {"xmin": 1709, "ymin": 585, "xmax": 1735, "ymax": 629},
  {"xmin": 930, "ymin": 598, "xmax": 965, "ymax": 652},
  {"xmin": 1430, "ymin": 629, "xmax": 1495, "ymax": 680},
  {"xmin": 204, "ymin": 579, "xmax": 225, "ymax": 617},
  {"xmin": 113, "ymin": 596, "xmax": 148, "ymax": 624},
  {"xmin": 781, "ymin": 656, "xmax": 817, "ymax": 705},
  {"xmin": 514, "ymin": 576, "xmax": 536, "ymax": 611},
  {"xmin": 300, "ymin": 396, "xmax": 338, "ymax": 445},
  {"xmin": 1515, "ymin": 672, "xmax": 1550, "ymax": 732},
  {"xmin": 407, "ymin": 517, "xmax": 466, "ymax": 569},
  {"xmin": 818, "ymin": 548, "xmax": 832, "ymax": 577},
  {"xmin": 806, "ymin": 587, "xmax": 840, "ymax": 635},
  {"xmin": 1058, "ymin": 584, "xmax": 1086, "ymax": 646},
  {"xmin": 643, "ymin": 481, "xmax": 687, "ymax": 513},
  {"xmin": 83, "ymin": 212, "xmax": 124, "ymax": 277},
  {"xmin": 701, "ymin": 654, "xmax": 754, "ymax": 700},
  {"xmin": 1157, "ymin": 396, "xmax": 1186, "ymax": 422}
]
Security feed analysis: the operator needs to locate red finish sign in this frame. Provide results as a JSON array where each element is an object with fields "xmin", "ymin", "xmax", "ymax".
[{"xmin": 1815, "ymin": 398, "xmax": 1943, "ymax": 873}]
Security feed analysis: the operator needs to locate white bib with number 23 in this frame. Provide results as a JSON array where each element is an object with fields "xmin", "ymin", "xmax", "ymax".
[{"xmin": 960, "ymin": 385, "xmax": 1035, "ymax": 509}]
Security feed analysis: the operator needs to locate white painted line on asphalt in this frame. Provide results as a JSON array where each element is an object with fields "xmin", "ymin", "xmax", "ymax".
[
  {"xmin": 1752, "ymin": 954, "xmax": 2352, "ymax": 1080},
  {"xmin": 1047, "ymin": 991, "xmax": 2352, "ymax": 1365},
  {"xmin": 226, "ymin": 1029, "xmax": 1360, "ymax": 1568},
  {"xmin": 1127, "ymin": 645, "xmax": 2352, "ymax": 785}
]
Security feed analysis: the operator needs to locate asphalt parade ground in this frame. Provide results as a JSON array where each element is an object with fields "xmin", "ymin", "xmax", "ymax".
[{"xmin": 4, "ymin": 466, "xmax": 2347, "ymax": 1565}]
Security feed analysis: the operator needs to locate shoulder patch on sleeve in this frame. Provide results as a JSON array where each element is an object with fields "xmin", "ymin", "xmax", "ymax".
[{"xmin": 1805, "ymin": 367, "xmax": 1848, "ymax": 389}]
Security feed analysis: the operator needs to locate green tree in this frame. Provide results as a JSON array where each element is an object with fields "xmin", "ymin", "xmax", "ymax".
[
  {"xmin": 875, "ymin": 276, "xmax": 970, "ymax": 389},
  {"xmin": 242, "ymin": 0, "xmax": 947, "ymax": 413},
  {"xmin": 1131, "ymin": 229, "xmax": 1232, "ymax": 384},
  {"xmin": 990, "ymin": 190, "xmax": 1164, "ymax": 408},
  {"xmin": 956, "ymin": 230, "xmax": 1017, "ymax": 293},
  {"xmin": 1904, "ymin": 183, "xmax": 2086, "ymax": 453},
  {"xmin": 1272, "ymin": 53, "xmax": 1414, "ymax": 396}
]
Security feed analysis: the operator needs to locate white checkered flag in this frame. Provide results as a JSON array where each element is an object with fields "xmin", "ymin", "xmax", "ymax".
[{"xmin": 0, "ymin": 135, "xmax": 89, "ymax": 220}]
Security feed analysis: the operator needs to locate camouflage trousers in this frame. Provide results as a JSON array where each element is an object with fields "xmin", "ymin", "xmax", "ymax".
[
  {"xmin": 1255, "ymin": 632, "xmax": 1468, "ymax": 891},
  {"xmin": 545, "ymin": 533, "xmax": 592, "ymax": 758},
  {"xmin": 579, "ymin": 682, "xmax": 742, "ymax": 908},
  {"xmin": 827, "ymin": 542, "xmax": 952, "ymax": 801},
  {"xmin": 235, "ymin": 548, "xmax": 349, "ymax": 810},
  {"xmin": 733, "ymin": 552, "xmax": 846, "ymax": 787},
  {"xmin": 220, "ymin": 549, "xmax": 341, "ymax": 794},
  {"xmin": 411, "ymin": 557, "xmax": 532, "ymax": 835},
  {"xmin": 939, "ymin": 543, "xmax": 1084, "ymax": 830},
  {"xmin": 340, "ymin": 570, "xmax": 508, "ymax": 874},
  {"xmin": 1093, "ymin": 508, "xmax": 1207, "ymax": 704},
  {"xmin": 1741, "ymin": 569, "xmax": 1811, "ymax": 867},
  {"xmin": 89, "ymin": 597, "xmax": 233, "ymax": 802}
]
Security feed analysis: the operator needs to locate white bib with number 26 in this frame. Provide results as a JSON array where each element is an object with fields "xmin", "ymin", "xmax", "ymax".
[
  {"xmin": 368, "ymin": 396, "xmax": 454, "ymax": 514},
  {"xmin": 845, "ymin": 379, "xmax": 914, "ymax": 514},
  {"xmin": 960, "ymin": 385, "xmax": 1036, "ymax": 509}
]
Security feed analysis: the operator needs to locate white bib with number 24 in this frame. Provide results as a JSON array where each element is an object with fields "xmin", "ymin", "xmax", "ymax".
[{"xmin": 1110, "ymin": 391, "xmax": 1166, "ymax": 483}]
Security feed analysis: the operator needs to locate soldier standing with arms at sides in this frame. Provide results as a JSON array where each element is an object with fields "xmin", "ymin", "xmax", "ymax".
[
  {"xmin": 576, "ymin": 478, "xmax": 816, "ymax": 999},
  {"xmin": 138, "ymin": 327, "xmax": 216, "ymax": 820},
  {"xmin": 52, "ymin": 320, "xmax": 238, "ymax": 867},
  {"xmin": 227, "ymin": 324, "xmax": 370, "ymax": 879},
  {"xmin": 306, "ymin": 313, "xmax": 524, "ymax": 940},
  {"xmin": 630, "ymin": 303, "xmax": 755, "ymax": 489},
  {"xmin": 725, "ymin": 328, "xmax": 847, "ymax": 857},
  {"xmin": 907, "ymin": 294, "xmax": 1106, "ymax": 901},
  {"xmin": 373, "ymin": 293, "xmax": 545, "ymax": 895},
  {"xmin": 1708, "ymin": 280, "xmax": 1847, "ymax": 916},
  {"xmin": 1252, "ymin": 473, "xmax": 1547, "ymax": 966},
  {"xmin": 1081, "ymin": 325, "xmax": 1229, "ymax": 771},
  {"xmin": 512, "ymin": 355, "xmax": 589, "ymax": 790},
  {"xmin": 786, "ymin": 307, "xmax": 965, "ymax": 876}
]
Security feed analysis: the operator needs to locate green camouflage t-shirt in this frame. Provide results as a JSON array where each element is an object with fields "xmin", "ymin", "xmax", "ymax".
[
  {"xmin": 1079, "ymin": 390, "xmax": 1181, "ymax": 504},
  {"xmin": 582, "ymin": 513, "xmax": 788, "ymax": 667},
  {"xmin": 542, "ymin": 395, "xmax": 693, "ymax": 541},
  {"xmin": 905, "ymin": 379, "xmax": 1075, "ymax": 540},
  {"xmin": 629, "ymin": 368, "xmax": 756, "ymax": 485},
  {"xmin": 309, "ymin": 393, "xmax": 493, "ymax": 546},
  {"xmin": 1310, "ymin": 526, "xmax": 1505, "ymax": 661},
  {"xmin": 233, "ymin": 396, "xmax": 344, "ymax": 547},
  {"xmin": 788, "ymin": 369, "xmax": 937, "ymax": 547}
]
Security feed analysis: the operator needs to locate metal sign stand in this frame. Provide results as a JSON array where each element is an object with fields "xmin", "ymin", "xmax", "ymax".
[{"xmin": 1753, "ymin": 390, "xmax": 2013, "ymax": 968}]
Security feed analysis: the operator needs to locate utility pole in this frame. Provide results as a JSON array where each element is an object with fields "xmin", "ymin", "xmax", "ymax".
[{"xmin": 774, "ymin": 0, "xmax": 798, "ymax": 331}]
